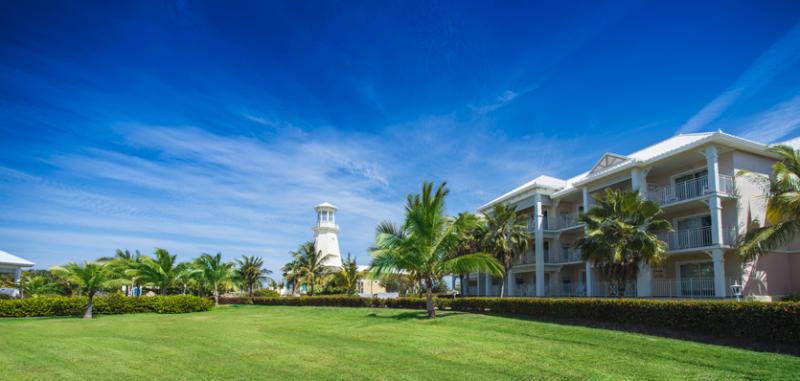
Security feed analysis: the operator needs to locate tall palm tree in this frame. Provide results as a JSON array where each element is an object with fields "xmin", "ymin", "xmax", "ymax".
[
  {"xmin": 193, "ymin": 253, "xmax": 233, "ymax": 305},
  {"xmin": 51, "ymin": 262, "xmax": 116, "ymax": 319},
  {"xmin": 292, "ymin": 241, "xmax": 334, "ymax": 296},
  {"xmin": 370, "ymin": 181, "xmax": 504, "ymax": 318},
  {"xmin": 739, "ymin": 145, "xmax": 800, "ymax": 261},
  {"xmin": 126, "ymin": 248, "xmax": 188, "ymax": 296},
  {"xmin": 481, "ymin": 204, "xmax": 531, "ymax": 297},
  {"xmin": 234, "ymin": 255, "xmax": 273, "ymax": 297},
  {"xmin": 281, "ymin": 256, "xmax": 302, "ymax": 295},
  {"xmin": 336, "ymin": 254, "xmax": 362, "ymax": 294},
  {"xmin": 576, "ymin": 188, "xmax": 671, "ymax": 296}
]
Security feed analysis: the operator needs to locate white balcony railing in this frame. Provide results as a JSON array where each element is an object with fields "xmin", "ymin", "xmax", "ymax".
[
  {"xmin": 557, "ymin": 213, "xmax": 581, "ymax": 229},
  {"xmin": 648, "ymin": 175, "xmax": 735, "ymax": 206},
  {"xmin": 551, "ymin": 247, "xmax": 582, "ymax": 263},
  {"xmin": 658, "ymin": 226, "xmax": 737, "ymax": 251},
  {"xmin": 652, "ymin": 278, "xmax": 716, "ymax": 298},
  {"xmin": 593, "ymin": 279, "xmax": 638, "ymax": 297}
]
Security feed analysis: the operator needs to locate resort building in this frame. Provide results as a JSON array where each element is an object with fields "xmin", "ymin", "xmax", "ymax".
[{"xmin": 462, "ymin": 131, "xmax": 800, "ymax": 300}]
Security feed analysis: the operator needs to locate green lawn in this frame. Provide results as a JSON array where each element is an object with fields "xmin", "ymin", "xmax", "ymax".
[{"xmin": 1, "ymin": 305, "xmax": 797, "ymax": 380}]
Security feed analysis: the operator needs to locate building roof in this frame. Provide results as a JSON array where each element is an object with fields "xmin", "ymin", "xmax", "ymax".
[
  {"xmin": 485, "ymin": 131, "xmax": 780, "ymax": 206},
  {"xmin": 314, "ymin": 202, "xmax": 337, "ymax": 210},
  {"xmin": 479, "ymin": 175, "xmax": 565, "ymax": 211},
  {"xmin": 0, "ymin": 251, "xmax": 35, "ymax": 267}
]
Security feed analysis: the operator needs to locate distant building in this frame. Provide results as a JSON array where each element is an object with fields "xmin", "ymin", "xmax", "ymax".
[{"xmin": 0, "ymin": 250, "xmax": 35, "ymax": 298}]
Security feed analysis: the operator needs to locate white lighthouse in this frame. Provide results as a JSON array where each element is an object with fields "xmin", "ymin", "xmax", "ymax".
[{"xmin": 313, "ymin": 202, "xmax": 343, "ymax": 268}]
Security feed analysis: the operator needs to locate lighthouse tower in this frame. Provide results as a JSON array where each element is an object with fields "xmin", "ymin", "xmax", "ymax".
[{"xmin": 313, "ymin": 202, "xmax": 343, "ymax": 268}]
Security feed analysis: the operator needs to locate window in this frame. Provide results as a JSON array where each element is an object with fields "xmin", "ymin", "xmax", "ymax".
[{"xmin": 679, "ymin": 262, "xmax": 715, "ymax": 297}]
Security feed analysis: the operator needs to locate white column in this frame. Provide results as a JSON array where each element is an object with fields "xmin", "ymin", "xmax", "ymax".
[
  {"xmin": 582, "ymin": 186, "xmax": 590, "ymax": 209},
  {"xmin": 582, "ymin": 186, "xmax": 593, "ymax": 297},
  {"xmin": 13, "ymin": 268, "xmax": 21, "ymax": 283},
  {"xmin": 534, "ymin": 194, "xmax": 545, "ymax": 297},
  {"xmin": 712, "ymin": 249, "xmax": 726, "ymax": 298},
  {"xmin": 631, "ymin": 168, "xmax": 647, "ymax": 198},
  {"xmin": 484, "ymin": 273, "xmax": 491, "ymax": 296},
  {"xmin": 585, "ymin": 261, "xmax": 593, "ymax": 297},
  {"xmin": 705, "ymin": 146, "xmax": 720, "ymax": 193},
  {"xmin": 636, "ymin": 263, "xmax": 652, "ymax": 297},
  {"xmin": 705, "ymin": 145, "xmax": 725, "ymax": 245},
  {"xmin": 507, "ymin": 269, "xmax": 515, "ymax": 296}
]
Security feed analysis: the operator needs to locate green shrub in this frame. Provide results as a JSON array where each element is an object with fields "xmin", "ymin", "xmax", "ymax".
[
  {"xmin": 448, "ymin": 298, "xmax": 800, "ymax": 345},
  {"xmin": 252, "ymin": 289, "xmax": 279, "ymax": 298},
  {"xmin": 782, "ymin": 292, "xmax": 800, "ymax": 302},
  {"xmin": 0, "ymin": 295, "xmax": 212, "ymax": 318}
]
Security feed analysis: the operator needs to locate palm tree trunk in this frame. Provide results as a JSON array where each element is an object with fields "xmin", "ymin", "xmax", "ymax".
[
  {"xmin": 248, "ymin": 284, "xmax": 253, "ymax": 297},
  {"xmin": 161, "ymin": 283, "xmax": 168, "ymax": 296},
  {"xmin": 213, "ymin": 287, "xmax": 219, "ymax": 306},
  {"xmin": 426, "ymin": 285, "xmax": 435, "ymax": 318},
  {"xmin": 500, "ymin": 274, "xmax": 506, "ymax": 297},
  {"xmin": 84, "ymin": 294, "xmax": 94, "ymax": 319}
]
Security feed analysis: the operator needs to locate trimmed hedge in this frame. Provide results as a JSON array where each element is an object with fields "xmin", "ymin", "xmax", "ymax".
[
  {"xmin": 218, "ymin": 296, "xmax": 799, "ymax": 345},
  {"xmin": 449, "ymin": 298, "xmax": 800, "ymax": 345},
  {"xmin": 0, "ymin": 294, "xmax": 213, "ymax": 318}
]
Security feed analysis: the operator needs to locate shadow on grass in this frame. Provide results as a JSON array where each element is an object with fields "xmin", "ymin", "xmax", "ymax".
[
  {"xmin": 365, "ymin": 310, "xmax": 462, "ymax": 320},
  {"xmin": 473, "ymin": 311, "xmax": 800, "ymax": 357}
]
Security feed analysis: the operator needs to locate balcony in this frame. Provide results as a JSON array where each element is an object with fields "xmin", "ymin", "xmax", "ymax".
[
  {"xmin": 648, "ymin": 175, "xmax": 735, "ymax": 206},
  {"xmin": 549, "ymin": 247, "xmax": 582, "ymax": 263},
  {"xmin": 658, "ymin": 226, "xmax": 736, "ymax": 251},
  {"xmin": 555, "ymin": 213, "xmax": 582, "ymax": 230}
]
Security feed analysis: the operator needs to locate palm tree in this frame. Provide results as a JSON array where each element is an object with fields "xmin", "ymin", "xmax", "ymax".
[
  {"xmin": 292, "ymin": 241, "xmax": 334, "ymax": 296},
  {"xmin": 51, "ymin": 262, "xmax": 116, "ymax": 319},
  {"xmin": 126, "ymin": 248, "xmax": 188, "ymax": 296},
  {"xmin": 739, "ymin": 145, "xmax": 800, "ymax": 261},
  {"xmin": 193, "ymin": 253, "xmax": 233, "ymax": 305},
  {"xmin": 281, "ymin": 257, "xmax": 302, "ymax": 295},
  {"xmin": 481, "ymin": 204, "xmax": 531, "ymax": 297},
  {"xmin": 234, "ymin": 255, "xmax": 273, "ymax": 297},
  {"xmin": 576, "ymin": 188, "xmax": 671, "ymax": 296},
  {"xmin": 336, "ymin": 254, "xmax": 362, "ymax": 294},
  {"xmin": 100, "ymin": 249, "xmax": 142, "ymax": 296},
  {"xmin": 22, "ymin": 275, "xmax": 61, "ymax": 297},
  {"xmin": 370, "ymin": 181, "xmax": 504, "ymax": 318}
]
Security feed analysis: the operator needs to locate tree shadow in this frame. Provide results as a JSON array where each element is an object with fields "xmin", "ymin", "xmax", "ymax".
[
  {"xmin": 477, "ymin": 312, "xmax": 800, "ymax": 356},
  {"xmin": 365, "ymin": 310, "xmax": 462, "ymax": 320}
]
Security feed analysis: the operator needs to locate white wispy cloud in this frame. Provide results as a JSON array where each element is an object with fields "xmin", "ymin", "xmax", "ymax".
[
  {"xmin": 739, "ymin": 95, "xmax": 800, "ymax": 143},
  {"xmin": 679, "ymin": 24, "xmax": 800, "ymax": 133},
  {"xmin": 1, "ymin": 114, "xmax": 581, "ymax": 271}
]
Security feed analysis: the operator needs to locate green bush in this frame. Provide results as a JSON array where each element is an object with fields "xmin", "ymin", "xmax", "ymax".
[
  {"xmin": 252, "ymin": 289, "xmax": 279, "ymax": 297},
  {"xmin": 782, "ymin": 292, "xmax": 800, "ymax": 302},
  {"xmin": 448, "ymin": 298, "xmax": 800, "ymax": 345},
  {"xmin": 0, "ymin": 295, "xmax": 213, "ymax": 318}
]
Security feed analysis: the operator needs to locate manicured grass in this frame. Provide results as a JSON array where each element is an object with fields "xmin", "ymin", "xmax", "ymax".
[{"xmin": 1, "ymin": 305, "xmax": 798, "ymax": 380}]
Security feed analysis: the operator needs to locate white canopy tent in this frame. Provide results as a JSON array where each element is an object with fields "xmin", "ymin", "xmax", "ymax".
[{"xmin": 0, "ymin": 250, "xmax": 35, "ymax": 298}]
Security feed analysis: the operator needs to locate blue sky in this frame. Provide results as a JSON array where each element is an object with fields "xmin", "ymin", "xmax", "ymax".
[{"xmin": 2, "ymin": 1, "xmax": 800, "ymax": 274}]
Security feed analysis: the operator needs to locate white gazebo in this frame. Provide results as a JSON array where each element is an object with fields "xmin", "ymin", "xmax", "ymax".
[{"xmin": 0, "ymin": 250, "xmax": 35, "ymax": 298}]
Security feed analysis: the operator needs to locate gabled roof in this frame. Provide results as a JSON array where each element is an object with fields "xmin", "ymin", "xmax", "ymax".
[
  {"xmin": 0, "ymin": 251, "xmax": 35, "ymax": 267},
  {"xmin": 588, "ymin": 153, "xmax": 630, "ymax": 175}
]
